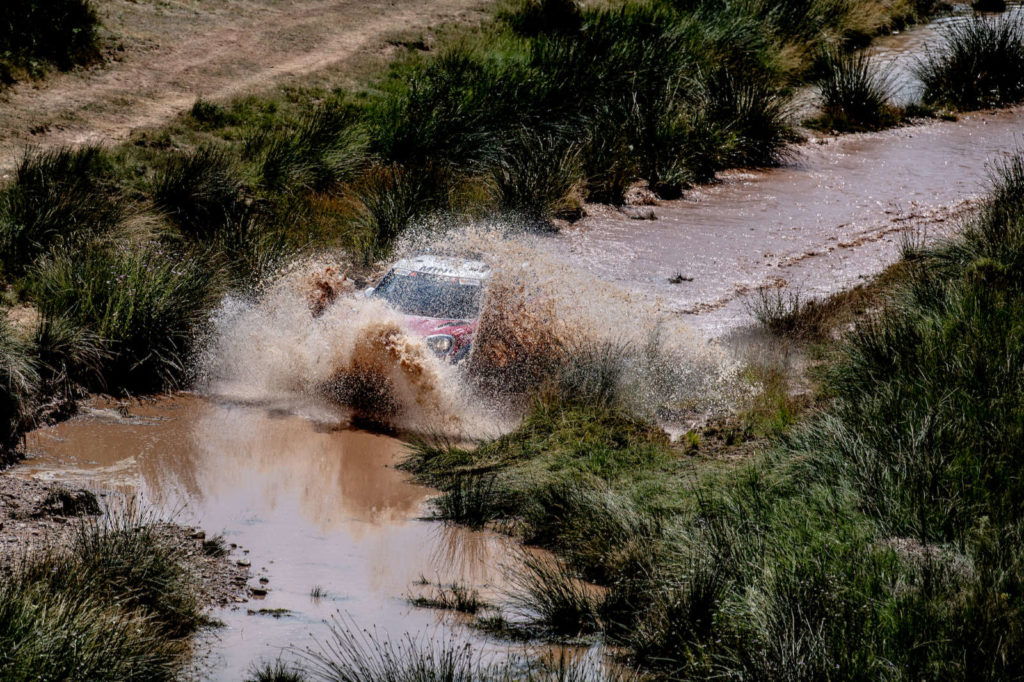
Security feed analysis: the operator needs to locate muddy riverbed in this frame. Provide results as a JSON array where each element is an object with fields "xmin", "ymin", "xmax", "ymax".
[{"xmin": 555, "ymin": 104, "xmax": 1024, "ymax": 335}]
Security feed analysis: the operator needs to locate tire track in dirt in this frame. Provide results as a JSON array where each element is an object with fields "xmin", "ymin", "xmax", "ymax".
[{"xmin": 0, "ymin": 0, "xmax": 491, "ymax": 170}]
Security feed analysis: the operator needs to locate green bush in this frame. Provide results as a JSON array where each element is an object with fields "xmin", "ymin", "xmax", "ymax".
[
  {"xmin": 153, "ymin": 146, "xmax": 244, "ymax": 240},
  {"xmin": 488, "ymin": 129, "xmax": 584, "ymax": 226},
  {"xmin": 0, "ymin": 315, "xmax": 38, "ymax": 458},
  {"xmin": 812, "ymin": 50, "xmax": 900, "ymax": 131},
  {"xmin": 0, "ymin": 147, "xmax": 123, "ymax": 276},
  {"xmin": 0, "ymin": 508, "xmax": 203, "ymax": 681},
  {"xmin": 915, "ymin": 15, "xmax": 1024, "ymax": 110},
  {"xmin": 498, "ymin": 0, "xmax": 583, "ymax": 36},
  {"xmin": 28, "ymin": 243, "xmax": 218, "ymax": 392},
  {"xmin": 256, "ymin": 101, "xmax": 369, "ymax": 193},
  {"xmin": 0, "ymin": 0, "xmax": 101, "ymax": 84}
]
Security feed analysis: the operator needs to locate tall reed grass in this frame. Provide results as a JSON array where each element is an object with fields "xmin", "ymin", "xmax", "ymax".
[
  {"xmin": 0, "ymin": 507, "xmax": 205, "ymax": 681},
  {"xmin": 812, "ymin": 50, "xmax": 899, "ymax": 131},
  {"xmin": 0, "ymin": 147, "xmax": 123, "ymax": 276},
  {"xmin": 915, "ymin": 14, "xmax": 1024, "ymax": 109},
  {"xmin": 28, "ymin": 243, "xmax": 218, "ymax": 392}
]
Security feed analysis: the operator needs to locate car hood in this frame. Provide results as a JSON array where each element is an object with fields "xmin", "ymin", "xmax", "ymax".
[{"xmin": 403, "ymin": 314, "xmax": 478, "ymax": 339}]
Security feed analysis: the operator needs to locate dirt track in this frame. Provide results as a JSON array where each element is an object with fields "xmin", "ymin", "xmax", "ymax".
[{"xmin": 0, "ymin": 0, "xmax": 491, "ymax": 169}]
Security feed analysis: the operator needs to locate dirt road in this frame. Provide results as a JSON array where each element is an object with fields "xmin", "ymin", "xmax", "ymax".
[{"xmin": 0, "ymin": 0, "xmax": 491, "ymax": 168}]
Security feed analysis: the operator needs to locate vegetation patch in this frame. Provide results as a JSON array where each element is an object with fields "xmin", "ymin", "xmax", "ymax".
[
  {"xmin": 807, "ymin": 51, "xmax": 907, "ymax": 132},
  {"xmin": 916, "ymin": 14, "xmax": 1024, "ymax": 110},
  {"xmin": 0, "ymin": 508, "xmax": 209, "ymax": 681},
  {"xmin": 0, "ymin": 0, "xmax": 102, "ymax": 86}
]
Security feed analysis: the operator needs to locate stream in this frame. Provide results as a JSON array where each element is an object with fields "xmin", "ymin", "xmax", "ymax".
[{"xmin": 10, "ymin": 10, "xmax": 1024, "ymax": 680}]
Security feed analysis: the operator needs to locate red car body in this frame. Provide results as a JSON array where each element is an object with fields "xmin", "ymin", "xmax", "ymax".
[{"xmin": 367, "ymin": 255, "xmax": 489, "ymax": 363}]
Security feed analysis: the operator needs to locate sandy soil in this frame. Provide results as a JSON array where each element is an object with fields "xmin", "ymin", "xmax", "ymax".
[{"xmin": 0, "ymin": 0, "xmax": 492, "ymax": 169}]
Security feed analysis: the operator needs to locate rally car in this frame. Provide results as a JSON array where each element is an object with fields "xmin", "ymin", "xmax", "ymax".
[{"xmin": 365, "ymin": 255, "xmax": 489, "ymax": 363}]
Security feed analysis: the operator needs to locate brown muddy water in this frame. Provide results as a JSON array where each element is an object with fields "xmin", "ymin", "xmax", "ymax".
[
  {"xmin": 15, "ymin": 395, "xmax": 537, "ymax": 679},
  {"xmin": 554, "ymin": 104, "xmax": 1024, "ymax": 335}
]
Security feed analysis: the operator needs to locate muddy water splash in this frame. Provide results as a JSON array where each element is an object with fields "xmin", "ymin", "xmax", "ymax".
[
  {"xmin": 202, "ymin": 224, "xmax": 742, "ymax": 435},
  {"xmin": 200, "ymin": 260, "xmax": 487, "ymax": 435}
]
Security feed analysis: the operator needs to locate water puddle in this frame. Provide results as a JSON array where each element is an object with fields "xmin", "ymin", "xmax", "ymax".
[{"xmin": 16, "ymin": 394, "xmax": 524, "ymax": 679}]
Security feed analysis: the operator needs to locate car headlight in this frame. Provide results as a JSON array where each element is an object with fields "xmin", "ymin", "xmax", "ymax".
[{"xmin": 425, "ymin": 334, "xmax": 455, "ymax": 355}]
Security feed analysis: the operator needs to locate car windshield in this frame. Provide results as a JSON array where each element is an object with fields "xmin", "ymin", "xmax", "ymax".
[{"xmin": 372, "ymin": 271, "xmax": 483, "ymax": 319}]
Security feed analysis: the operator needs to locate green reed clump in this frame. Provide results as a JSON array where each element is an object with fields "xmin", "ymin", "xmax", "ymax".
[
  {"xmin": 0, "ymin": 147, "xmax": 123, "ymax": 277},
  {"xmin": 508, "ymin": 552, "xmax": 602, "ymax": 636},
  {"xmin": 300, "ymin": 616, "xmax": 634, "ymax": 681},
  {"xmin": 371, "ymin": 49, "xmax": 519, "ymax": 172},
  {"xmin": 255, "ymin": 100, "xmax": 370, "ymax": 193},
  {"xmin": 915, "ymin": 14, "xmax": 1024, "ymax": 110},
  {"xmin": 247, "ymin": 660, "xmax": 309, "ymax": 682},
  {"xmin": 0, "ymin": 315, "xmax": 39, "ymax": 459},
  {"xmin": 28, "ymin": 243, "xmax": 218, "ymax": 392},
  {"xmin": 154, "ymin": 146, "xmax": 243, "ymax": 240},
  {"xmin": 811, "ymin": 51, "xmax": 901, "ymax": 131},
  {"xmin": 411, "ymin": 582, "xmax": 486, "ymax": 614},
  {"xmin": 351, "ymin": 163, "xmax": 448, "ymax": 264},
  {"xmin": 498, "ymin": 0, "xmax": 583, "ymax": 36},
  {"xmin": 488, "ymin": 129, "xmax": 584, "ymax": 226},
  {"xmin": 0, "ymin": 507, "xmax": 204, "ymax": 681},
  {"xmin": 0, "ymin": 0, "xmax": 101, "ymax": 85}
]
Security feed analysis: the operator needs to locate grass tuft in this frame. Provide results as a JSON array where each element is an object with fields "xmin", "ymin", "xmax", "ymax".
[
  {"xmin": 507, "ymin": 552, "xmax": 602, "ymax": 636},
  {"xmin": 0, "ymin": 505, "xmax": 205, "ymax": 681},
  {"xmin": 28, "ymin": 243, "xmax": 218, "ymax": 392},
  {"xmin": 810, "ymin": 51, "xmax": 901, "ymax": 131},
  {"xmin": 915, "ymin": 14, "xmax": 1024, "ymax": 110},
  {"xmin": 0, "ymin": 147, "xmax": 123, "ymax": 276}
]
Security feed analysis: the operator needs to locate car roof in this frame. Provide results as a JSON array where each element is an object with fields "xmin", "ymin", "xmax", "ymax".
[{"xmin": 390, "ymin": 255, "xmax": 490, "ymax": 280}]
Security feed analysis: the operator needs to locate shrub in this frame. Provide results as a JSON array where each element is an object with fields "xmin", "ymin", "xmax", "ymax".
[
  {"xmin": 698, "ymin": 68, "xmax": 794, "ymax": 169},
  {"xmin": 153, "ymin": 146, "xmax": 243, "ymax": 240},
  {"xmin": 0, "ymin": 315, "xmax": 38, "ymax": 458},
  {"xmin": 488, "ymin": 129, "xmax": 584, "ymax": 226},
  {"xmin": 189, "ymin": 98, "xmax": 235, "ymax": 129},
  {"xmin": 0, "ymin": 0, "xmax": 101, "ymax": 84},
  {"xmin": 507, "ymin": 552, "xmax": 602, "ymax": 636},
  {"xmin": 28, "ymin": 243, "xmax": 218, "ymax": 392},
  {"xmin": 257, "ymin": 101, "xmax": 369, "ymax": 193},
  {"xmin": 350, "ymin": 163, "xmax": 446, "ymax": 264},
  {"xmin": 0, "ymin": 507, "xmax": 203, "ymax": 681},
  {"xmin": 0, "ymin": 147, "xmax": 123, "ymax": 276},
  {"xmin": 812, "ymin": 50, "xmax": 900, "ymax": 131},
  {"xmin": 371, "ymin": 49, "xmax": 517, "ymax": 171},
  {"xmin": 915, "ymin": 15, "xmax": 1024, "ymax": 110},
  {"xmin": 498, "ymin": 0, "xmax": 583, "ymax": 36},
  {"xmin": 247, "ymin": 660, "xmax": 308, "ymax": 682},
  {"xmin": 33, "ymin": 312, "xmax": 107, "ymax": 407},
  {"xmin": 204, "ymin": 204, "xmax": 295, "ymax": 290}
]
